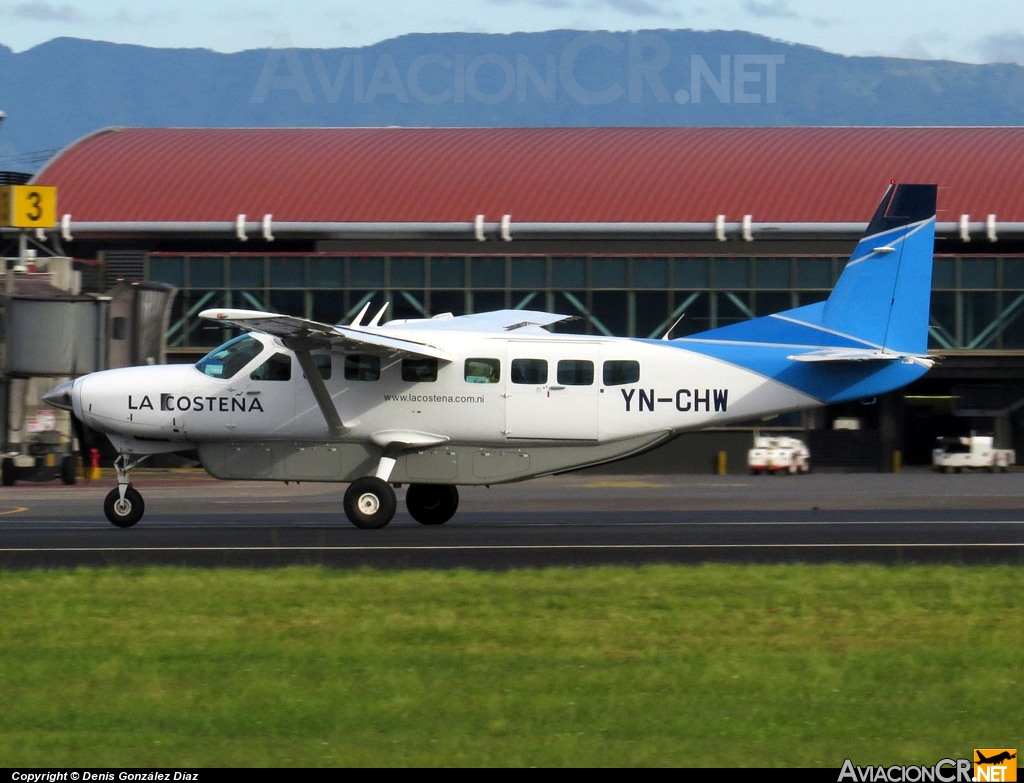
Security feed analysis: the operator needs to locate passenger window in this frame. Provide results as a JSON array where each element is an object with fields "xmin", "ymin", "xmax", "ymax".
[
  {"xmin": 344, "ymin": 354, "xmax": 380, "ymax": 382},
  {"xmin": 251, "ymin": 353, "xmax": 291, "ymax": 381},
  {"xmin": 557, "ymin": 359, "xmax": 594, "ymax": 386},
  {"xmin": 510, "ymin": 358, "xmax": 547, "ymax": 384},
  {"xmin": 603, "ymin": 360, "xmax": 640, "ymax": 386},
  {"xmin": 402, "ymin": 357, "xmax": 438, "ymax": 382},
  {"xmin": 313, "ymin": 354, "xmax": 332, "ymax": 380},
  {"xmin": 465, "ymin": 358, "xmax": 500, "ymax": 383}
]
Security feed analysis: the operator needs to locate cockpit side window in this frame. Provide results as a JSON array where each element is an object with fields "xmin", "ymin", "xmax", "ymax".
[
  {"xmin": 250, "ymin": 353, "xmax": 292, "ymax": 381},
  {"xmin": 195, "ymin": 334, "xmax": 265, "ymax": 379}
]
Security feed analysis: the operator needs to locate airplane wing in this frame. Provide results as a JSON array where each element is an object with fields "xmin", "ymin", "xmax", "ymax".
[
  {"xmin": 199, "ymin": 308, "xmax": 453, "ymax": 361},
  {"xmin": 387, "ymin": 309, "xmax": 575, "ymax": 332}
]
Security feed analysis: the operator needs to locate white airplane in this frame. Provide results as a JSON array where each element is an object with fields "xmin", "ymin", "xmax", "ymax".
[{"xmin": 44, "ymin": 183, "xmax": 938, "ymax": 529}]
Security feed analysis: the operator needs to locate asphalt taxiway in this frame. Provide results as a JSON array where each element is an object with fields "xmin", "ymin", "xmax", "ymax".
[{"xmin": 0, "ymin": 469, "xmax": 1021, "ymax": 568}]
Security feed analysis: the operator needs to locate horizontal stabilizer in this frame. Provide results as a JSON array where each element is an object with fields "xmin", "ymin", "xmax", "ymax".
[{"xmin": 788, "ymin": 347, "xmax": 933, "ymax": 368}]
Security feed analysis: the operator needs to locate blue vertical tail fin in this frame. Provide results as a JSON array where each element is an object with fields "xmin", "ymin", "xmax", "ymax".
[
  {"xmin": 682, "ymin": 183, "xmax": 937, "ymax": 360},
  {"xmin": 821, "ymin": 183, "xmax": 937, "ymax": 355}
]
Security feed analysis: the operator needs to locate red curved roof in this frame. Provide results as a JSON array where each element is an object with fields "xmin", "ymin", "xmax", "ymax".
[{"xmin": 32, "ymin": 126, "xmax": 1024, "ymax": 223}]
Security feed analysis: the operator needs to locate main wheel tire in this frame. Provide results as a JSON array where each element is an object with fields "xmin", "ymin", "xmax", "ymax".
[
  {"xmin": 343, "ymin": 477, "xmax": 397, "ymax": 529},
  {"xmin": 104, "ymin": 486, "xmax": 145, "ymax": 528},
  {"xmin": 405, "ymin": 483, "xmax": 459, "ymax": 526},
  {"xmin": 1, "ymin": 458, "xmax": 16, "ymax": 486}
]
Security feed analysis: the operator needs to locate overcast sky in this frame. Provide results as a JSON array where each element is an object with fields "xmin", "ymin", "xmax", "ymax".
[{"xmin": 1, "ymin": 0, "xmax": 1023, "ymax": 64}]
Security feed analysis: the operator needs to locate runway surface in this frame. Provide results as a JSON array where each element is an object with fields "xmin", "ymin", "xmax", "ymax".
[{"xmin": 0, "ymin": 469, "xmax": 1022, "ymax": 568}]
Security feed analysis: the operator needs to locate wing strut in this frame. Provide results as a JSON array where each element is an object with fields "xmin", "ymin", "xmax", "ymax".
[{"xmin": 289, "ymin": 340, "xmax": 347, "ymax": 437}]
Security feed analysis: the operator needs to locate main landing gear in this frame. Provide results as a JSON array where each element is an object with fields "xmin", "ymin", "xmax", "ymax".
[
  {"xmin": 341, "ymin": 478, "xmax": 460, "ymax": 529},
  {"xmin": 342, "ymin": 445, "xmax": 460, "ymax": 529},
  {"xmin": 98, "ymin": 450, "xmax": 461, "ymax": 530}
]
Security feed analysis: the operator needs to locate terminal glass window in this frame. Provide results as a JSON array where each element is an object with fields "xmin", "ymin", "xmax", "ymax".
[
  {"xmin": 311, "ymin": 257, "xmax": 345, "ymax": 288},
  {"xmin": 552, "ymin": 257, "xmax": 586, "ymax": 288},
  {"xmin": 755, "ymin": 257, "xmax": 790, "ymax": 289},
  {"xmin": 715, "ymin": 258, "xmax": 750, "ymax": 288},
  {"xmin": 270, "ymin": 256, "xmax": 304, "ymax": 287},
  {"xmin": 269, "ymin": 290, "xmax": 303, "ymax": 317},
  {"xmin": 795, "ymin": 257, "xmax": 833, "ymax": 289},
  {"xmin": 149, "ymin": 255, "xmax": 185, "ymax": 287},
  {"xmin": 1001, "ymin": 302, "xmax": 1024, "ymax": 349},
  {"xmin": 1003, "ymin": 257, "xmax": 1024, "ymax": 290},
  {"xmin": 152, "ymin": 249, "xmax": 1024, "ymax": 356},
  {"xmin": 591, "ymin": 257, "xmax": 627, "ymax": 288},
  {"xmin": 635, "ymin": 290, "xmax": 672, "ymax": 338},
  {"xmin": 633, "ymin": 258, "xmax": 669, "ymax": 289},
  {"xmin": 231, "ymin": 257, "xmax": 265, "ymax": 288},
  {"xmin": 391, "ymin": 257, "xmax": 425, "ymax": 288},
  {"xmin": 431, "ymin": 257, "xmax": 466, "ymax": 287},
  {"xmin": 350, "ymin": 257, "xmax": 385, "ymax": 287},
  {"xmin": 592, "ymin": 291, "xmax": 628, "ymax": 336},
  {"xmin": 190, "ymin": 257, "xmax": 225, "ymax": 289},
  {"xmin": 471, "ymin": 256, "xmax": 505, "ymax": 288},
  {"xmin": 755, "ymin": 291, "xmax": 792, "ymax": 317},
  {"xmin": 932, "ymin": 257, "xmax": 956, "ymax": 289},
  {"xmin": 674, "ymin": 257, "xmax": 709, "ymax": 289},
  {"xmin": 962, "ymin": 257, "xmax": 998, "ymax": 289},
  {"xmin": 511, "ymin": 257, "xmax": 546, "ymax": 288}
]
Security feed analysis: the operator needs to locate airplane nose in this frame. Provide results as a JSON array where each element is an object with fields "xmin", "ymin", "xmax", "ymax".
[{"xmin": 42, "ymin": 380, "xmax": 75, "ymax": 412}]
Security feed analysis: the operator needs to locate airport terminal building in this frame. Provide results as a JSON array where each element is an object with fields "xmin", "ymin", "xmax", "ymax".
[{"xmin": 9, "ymin": 125, "xmax": 1024, "ymax": 471}]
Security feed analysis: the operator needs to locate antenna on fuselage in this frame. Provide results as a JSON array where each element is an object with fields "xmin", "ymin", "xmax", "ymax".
[
  {"xmin": 368, "ymin": 302, "xmax": 389, "ymax": 327},
  {"xmin": 350, "ymin": 301, "xmax": 372, "ymax": 326},
  {"xmin": 662, "ymin": 312, "xmax": 686, "ymax": 340}
]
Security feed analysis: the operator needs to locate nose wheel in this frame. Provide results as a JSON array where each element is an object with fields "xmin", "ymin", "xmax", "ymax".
[
  {"xmin": 102, "ymin": 453, "xmax": 150, "ymax": 528},
  {"xmin": 104, "ymin": 486, "xmax": 145, "ymax": 528}
]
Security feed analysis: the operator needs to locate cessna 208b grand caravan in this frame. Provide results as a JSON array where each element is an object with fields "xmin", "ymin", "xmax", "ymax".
[{"xmin": 44, "ymin": 183, "xmax": 938, "ymax": 529}]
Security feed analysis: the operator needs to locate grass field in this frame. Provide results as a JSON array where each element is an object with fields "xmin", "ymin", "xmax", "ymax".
[{"xmin": 0, "ymin": 564, "xmax": 1019, "ymax": 768}]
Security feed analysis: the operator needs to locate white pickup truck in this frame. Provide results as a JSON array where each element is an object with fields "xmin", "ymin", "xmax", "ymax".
[
  {"xmin": 931, "ymin": 435, "xmax": 1015, "ymax": 472},
  {"xmin": 748, "ymin": 434, "xmax": 810, "ymax": 475}
]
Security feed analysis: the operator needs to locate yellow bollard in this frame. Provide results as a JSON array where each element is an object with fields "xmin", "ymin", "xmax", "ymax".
[
  {"xmin": 717, "ymin": 450, "xmax": 728, "ymax": 475},
  {"xmin": 893, "ymin": 450, "xmax": 902, "ymax": 473},
  {"xmin": 87, "ymin": 448, "xmax": 101, "ymax": 480}
]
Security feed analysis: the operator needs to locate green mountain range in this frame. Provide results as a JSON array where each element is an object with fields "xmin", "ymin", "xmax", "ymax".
[{"xmin": 1, "ymin": 29, "xmax": 1023, "ymax": 173}]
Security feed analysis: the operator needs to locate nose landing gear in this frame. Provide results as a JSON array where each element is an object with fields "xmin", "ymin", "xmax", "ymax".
[{"xmin": 103, "ymin": 454, "xmax": 150, "ymax": 528}]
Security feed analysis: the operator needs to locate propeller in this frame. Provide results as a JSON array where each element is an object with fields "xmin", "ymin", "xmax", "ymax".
[{"xmin": 41, "ymin": 377, "xmax": 102, "ymax": 483}]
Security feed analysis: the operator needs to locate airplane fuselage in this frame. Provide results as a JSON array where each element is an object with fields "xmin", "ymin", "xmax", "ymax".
[{"xmin": 60, "ymin": 325, "xmax": 924, "ymax": 485}]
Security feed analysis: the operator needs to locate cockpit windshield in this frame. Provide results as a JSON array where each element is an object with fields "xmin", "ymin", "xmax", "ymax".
[{"xmin": 195, "ymin": 334, "xmax": 265, "ymax": 379}]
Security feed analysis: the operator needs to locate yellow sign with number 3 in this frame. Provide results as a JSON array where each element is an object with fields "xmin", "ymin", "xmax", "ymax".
[{"xmin": 0, "ymin": 185, "xmax": 57, "ymax": 228}]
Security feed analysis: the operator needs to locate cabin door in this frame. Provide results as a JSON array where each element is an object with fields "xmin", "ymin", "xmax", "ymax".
[{"xmin": 504, "ymin": 343, "xmax": 600, "ymax": 441}]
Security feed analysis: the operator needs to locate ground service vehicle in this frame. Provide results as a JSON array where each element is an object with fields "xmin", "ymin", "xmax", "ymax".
[
  {"xmin": 932, "ymin": 435, "xmax": 1015, "ymax": 472},
  {"xmin": 748, "ymin": 434, "xmax": 810, "ymax": 474}
]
